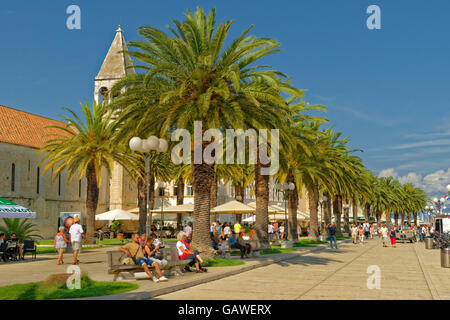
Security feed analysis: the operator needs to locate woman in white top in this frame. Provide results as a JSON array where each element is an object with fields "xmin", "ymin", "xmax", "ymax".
[
  {"xmin": 176, "ymin": 232, "xmax": 207, "ymax": 273},
  {"xmin": 54, "ymin": 227, "xmax": 70, "ymax": 265}
]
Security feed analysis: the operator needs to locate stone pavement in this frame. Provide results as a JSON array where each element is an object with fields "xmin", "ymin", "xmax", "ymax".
[
  {"xmin": 156, "ymin": 238, "xmax": 450, "ymax": 300},
  {"xmin": 0, "ymin": 242, "xmax": 326, "ymax": 299}
]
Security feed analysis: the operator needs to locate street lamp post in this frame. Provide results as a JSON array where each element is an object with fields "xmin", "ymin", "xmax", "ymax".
[
  {"xmin": 158, "ymin": 181, "xmax": 168, "ymax": 240},
  {"xmin": 319, "ymin": 195, "xmax": 328, "ymax": 234},
  {"xmin": 129, "ymin": 136, "xmax": 168, "ymax": 236}
]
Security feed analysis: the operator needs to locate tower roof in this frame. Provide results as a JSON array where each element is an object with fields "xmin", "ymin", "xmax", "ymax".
[{"xmin": 95, "ymin": 26, "xmax": 135, "ymax": 81}]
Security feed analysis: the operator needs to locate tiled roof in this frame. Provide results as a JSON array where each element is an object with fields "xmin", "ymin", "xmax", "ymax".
[{"xmin": 0, "ymin": 105, "xmax": 72, "ymax": 149}]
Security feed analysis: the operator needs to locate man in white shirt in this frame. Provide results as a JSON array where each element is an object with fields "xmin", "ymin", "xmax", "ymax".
[
  {"xmin": 69, "ymin": 216, "xmax": 86, "ymax": 265},
  {"xmin": 380, "ymin": 224, "xmax": 389, "ymax": 247}
]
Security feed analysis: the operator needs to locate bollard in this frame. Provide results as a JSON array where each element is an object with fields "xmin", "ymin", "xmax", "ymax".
[{"xmin": 441, "ymin": 248, "xmax": 450, "ymax": 268}]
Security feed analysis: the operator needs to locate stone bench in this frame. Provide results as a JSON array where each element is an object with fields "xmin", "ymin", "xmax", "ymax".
[{"xmin": 107, "ymin": 247, "xmax": 193, "ymax": 281}]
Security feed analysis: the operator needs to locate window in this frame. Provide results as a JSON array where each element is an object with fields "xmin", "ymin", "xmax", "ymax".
[
  {"xmin": 187, "ymin": 185, "xmax": 193, "ymax": 196},
  {"xmin": 11, "ymin": 163, "xmax": 15, "ymax": 192},
  {"xmin": 36, "ymin": 167, "xmax": 40, "ymax": 194},
  {"xmin": 173, "ymin": 186, "xmax": 178, "ymax": 196},
  {"xmin": 158, "ymin": 187, "xmax": 165, "ymax": 197},
  {"xmin": 58, "ymin": 175, "xmax": 61, "ymax": 196}
]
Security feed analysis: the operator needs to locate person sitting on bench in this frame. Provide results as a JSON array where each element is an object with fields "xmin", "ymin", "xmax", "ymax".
[
  {"xmin": 7, "ymin": 233, "xmax": 23, "ymax": 260},
  {"xmin": 228, "ymin": 232, "xmax": 248, "ymax": 259},
  {"xmin": 144, "ymin": 234, "xmax": 168, "ymax": 269},
  {"xmin": 176, "ymin": 232, "xmax": 207, "ymax": 273},
  {"xmin": 118, "ymin": 234, "xmax": 168, "ymax": 282}
]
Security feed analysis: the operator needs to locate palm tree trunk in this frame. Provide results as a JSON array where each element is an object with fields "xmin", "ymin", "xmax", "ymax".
[
  {"xmin": 255, "ymin": 160, "xmax": 270, "ymax": 248},
  {"xmin": 85, "ymin": 162, "xmax": 99, "ymax": 244},
  {"xmin": 287, "ymin": 171, "xmax": 298, "ymax": 241},
  {"xmin": 376, "ymin": 210, "xmax": 381, "ymax": 226},
  {"xmin": 414, "ymin": 212, "xmax": 418, "ymax": 226},
  {"xmin": 394, "ymin": 213, "xmax": 399, "ymax": 225},
  {"xmin": 343, "ymin": 199, "xmax": 350, "ymax": 233},
  {"xmin": 333, "ymin": 195, "xmax": 342, "ymax": 236},
  {"xmin": 364, "ymin": 203, "xmax": 370, "ymax": 222},
  {"xmin": 210, "ymin": 175, "xmax": 217, "ymax": 224},
  {"xmin": 352, "ymin": 200, "xmax": 358, "ymax": 225},
  {"xmin": 324, "ymin": 191, "xmax": 331, "ymax": 226},
  {"xmin": 308, "ymin": 188, "xmax": 319, "ymax": 241},
  {"xmin": 401, "ymin": 213, "xmax": 405, "ymax": 225},
  {"xmin": 176, "ymin": 178, "xmax": 184, "ymax": 231},
  {"xmin": 191, "ymin": 160, "xmax": 215, "ymax": 258},
  {"xmin": 386, "ymin": 210, "xmax": 391, "ymax": 227}
]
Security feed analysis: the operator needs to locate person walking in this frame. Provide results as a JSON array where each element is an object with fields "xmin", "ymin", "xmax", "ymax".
[
  {"xmin": 327, "ymin": 223, "xmax": 338, "ymax": 249},
  {"xmin": 279, "ymin": 223, "xmax": 285, "ymax": 240},
  {"xmin": 389, "ymin": 226, "xmax": 397, "ymax": 248},
  {"xmin": 358, "ymin": 225, "xmax": 365, "ymax": 244},
  {"xmin": 369, "ymin": 224, "xmax": 375, "ymax": 239},
  {"xmin": 54, "ymin": 226, "xmax": 70, "ymax": 265},
  {"xmin": 380, "ymin": 224, "xmax": 389, "ymax": 247},
  {"xmin": 351, "ymin": 224, "xmax": 358, "ymax": 244},
  {"xmin": 69, "ymin": 217, "xmax": 86, "ymax": 265}
]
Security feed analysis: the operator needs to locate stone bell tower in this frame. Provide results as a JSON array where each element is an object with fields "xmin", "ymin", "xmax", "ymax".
[
  {"xmin": 94, "ymin": 26, "xmax": 137, "ymax": 210},
  {"xmin": 94, "ymin": 25, "xmax": 135, "ymax": 103}
]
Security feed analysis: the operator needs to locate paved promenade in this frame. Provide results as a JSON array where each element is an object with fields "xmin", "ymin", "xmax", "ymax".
[
  {"xmin": 1, "ymin": 238, "xmax": 449, "ymax": 300},
  {"xmin": 156, "ymin": 238, "xmax": 450, "ymax": 300}
]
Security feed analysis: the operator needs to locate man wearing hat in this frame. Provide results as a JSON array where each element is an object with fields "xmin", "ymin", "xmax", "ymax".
[{"xmin": 69, "ymin": 216, "xmax": 86, "ymax": 265}]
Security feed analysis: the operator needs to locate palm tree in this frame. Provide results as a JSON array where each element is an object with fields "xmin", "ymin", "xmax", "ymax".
[
  {"xmin": 109, "ymin": 7, "xmax": 298, "ymax": 255},
  {"xmin": 38, "ymin": 101, "xmax": 140, "ymax": 244},
  {"xmin": 0, "ymin": 218, "xmax": 42, "ymax": 241}
]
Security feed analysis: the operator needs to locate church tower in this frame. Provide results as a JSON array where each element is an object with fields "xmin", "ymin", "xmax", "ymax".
[
  {"xmin": 94, "ymin": 25, "xmax": 135, "ymax": 103},
  {"xmin": 95, "ymin": 26, "xmax": 137, "ymax": 210}
]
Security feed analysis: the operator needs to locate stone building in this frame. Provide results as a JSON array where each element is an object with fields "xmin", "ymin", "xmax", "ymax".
[{"xmin": 0, "ymin": 27, "xmax": 311, "ymax": 239}]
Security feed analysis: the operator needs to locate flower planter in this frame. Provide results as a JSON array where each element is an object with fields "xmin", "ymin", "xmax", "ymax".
[{"xmin": 117, "ymin": 233, "xmax": 124, "ymax": 239}]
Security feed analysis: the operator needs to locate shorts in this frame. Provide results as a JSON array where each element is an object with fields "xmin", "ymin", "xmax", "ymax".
[
  {"xmin": 382, "ymin": 236, "xmax": 388, "ymax": 242},
  {"xmin": 136, "ymin": 257, "xmax": 158, "ymax": 267},
  {"xmin": 390, "ymin": 238, "xmax": 396, "ymax": 245},
  {"xmin": 72, "ymin": 241, "xmax": 82, "ymax": 251}
]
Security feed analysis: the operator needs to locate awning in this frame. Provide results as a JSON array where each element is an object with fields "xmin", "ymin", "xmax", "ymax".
[
  {"xmin": 150, "ymin": 203, "xmax": 194, "ymax": 214},
  {"xmin": 0, "ymin": 197, "xmax": 36, "ymax": 218}
]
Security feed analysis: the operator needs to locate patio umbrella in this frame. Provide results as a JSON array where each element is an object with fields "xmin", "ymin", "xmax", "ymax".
[
  {"xmin": 95, "ymin": 209, "xmax": 139, "ymax": 221},
  {"xmin": 0, "ymin": 197, "xmax": 36, "ymax": 218}
]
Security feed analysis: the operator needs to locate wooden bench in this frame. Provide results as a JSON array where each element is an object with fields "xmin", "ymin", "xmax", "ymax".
[
  {"xmin": 107, "ymin": 247, "xmax": 193, "ymax": 281},
  {"xmin": 223, "ymin": 239, "xmax": 271, "ymax": 259}
]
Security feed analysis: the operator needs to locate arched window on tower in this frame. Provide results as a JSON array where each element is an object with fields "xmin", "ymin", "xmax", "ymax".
[{"xmin": 98, "ymin": 87, "xmax": 108, "ymax": 103}]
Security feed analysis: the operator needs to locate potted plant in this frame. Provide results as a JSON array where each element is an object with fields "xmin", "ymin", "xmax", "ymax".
[{"xmin": 110, "ymin": 220, "xmax": 121, "ymax": 238}]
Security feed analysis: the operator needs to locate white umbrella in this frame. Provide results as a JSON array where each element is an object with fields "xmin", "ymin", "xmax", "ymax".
[
  {"xmin": 95, "ymin": 209, "xmax": 139, "ymax": 221},
  {"xmin": 242, "ymin": 215, "xmax": 256, "ymax": 222}
]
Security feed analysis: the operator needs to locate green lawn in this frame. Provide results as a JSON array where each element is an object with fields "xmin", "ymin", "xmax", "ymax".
[
  {"xmin": 260, "ymin": 248, "xmax": 296, "ymax": 254},
  {"xmin": 206, "ymin": 258, "xmax": 245, "ymax": 267},
  {"xmin": 0, "ymin": 275, "xmax": 138, "ymax": 300},
  {"xmin": 293, "ymin": 239, "xmax": 327, "ymax": 247}
]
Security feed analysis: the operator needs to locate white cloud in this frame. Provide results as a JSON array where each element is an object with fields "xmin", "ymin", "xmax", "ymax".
[{"xmin": 378, "ymin": 168, "xmax": 450, "ymax": 197}]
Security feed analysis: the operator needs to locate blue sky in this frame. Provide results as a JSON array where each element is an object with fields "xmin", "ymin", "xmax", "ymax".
[{"xmin": 1, "ymin": 0, "xmax": 450, "ymax": 197}]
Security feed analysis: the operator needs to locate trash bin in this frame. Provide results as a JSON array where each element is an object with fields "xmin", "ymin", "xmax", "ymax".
[
  {"xmin": 425, "ymin": 237, "xmax": 434, "ymax": 249},
  {"xmin": 441, "ymin": 248, "xmax": 450, "ymax": 268}
]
